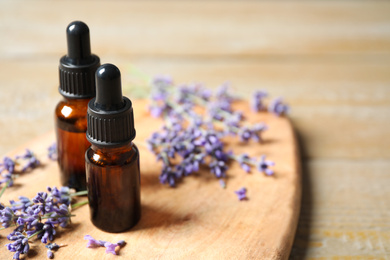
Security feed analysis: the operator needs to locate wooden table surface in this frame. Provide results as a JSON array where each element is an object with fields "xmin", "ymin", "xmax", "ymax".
[{"xmin": 0, "ymin": 1, "xmax": 389, "ymax": 259}]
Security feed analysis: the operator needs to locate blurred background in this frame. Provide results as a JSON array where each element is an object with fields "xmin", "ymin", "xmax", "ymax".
[{"xmin": 0, "ymin": 1, "xmax": 389, "ymax": 258}]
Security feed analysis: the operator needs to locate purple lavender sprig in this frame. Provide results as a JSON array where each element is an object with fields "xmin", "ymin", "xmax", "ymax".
[
  {"xmin": 6, "ymin": 232, "xmax": 30, "ymax": 260},
  {"xmin": 0, "ymin": 157, "xmax": 15, "ymax": 174},
  {"xmin": 1, "ymin": 187, "xmax": 86, "ymax": 260},
  {"xmin": 15, "ymin": 149, "xmax": 40, "ymax": 172},
  {"xmin": 147, "ymin": 77, "xmax": 274, "ymax": 187},
  {"xmin": 0, "ymin": 149, "xmax": 42, "ymax": 198}
]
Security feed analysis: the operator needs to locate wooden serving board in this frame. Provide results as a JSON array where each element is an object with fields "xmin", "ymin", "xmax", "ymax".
[{"xmin": 0, "ymin": 100, "xmax": 301, "ymax": 260}]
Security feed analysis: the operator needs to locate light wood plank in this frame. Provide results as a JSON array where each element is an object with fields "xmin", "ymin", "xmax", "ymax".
[
  {"xmin": 0, "ymin": 1, "xmax": 390, "ymax": 59},
  {"xmin": 1, "ymin": 59, "xmax": 389, "ymax": 159},
  {"xmin": 290, "ymin": 159, "xmax": 390, "ymax": 258}
]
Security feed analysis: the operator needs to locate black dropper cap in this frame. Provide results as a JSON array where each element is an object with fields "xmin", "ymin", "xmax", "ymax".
[
  {"xmin": 59, "ymin": 21, "xmax": 101, "ymax": 99},
  {"xmin": 87, "ymin": 64, "xmax": 136, "ymax": 147}
]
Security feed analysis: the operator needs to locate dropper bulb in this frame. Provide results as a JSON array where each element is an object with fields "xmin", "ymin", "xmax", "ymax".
[
  {"xmin": 95, "ymin": 64, "xmax": 124, "ymax": 111},
  {"xmin": 66, "ymin": 21, "xmax": 91, "ymax": 60}
]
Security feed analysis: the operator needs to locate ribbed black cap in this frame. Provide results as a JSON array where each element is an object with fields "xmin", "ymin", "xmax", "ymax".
[
  {"xmin": 87, "ymin": 64, "xmax": 136, "ymax": 147},
  {"xmin": 59, "ymin": 21, "xmax": 100, "ymax": 99}
]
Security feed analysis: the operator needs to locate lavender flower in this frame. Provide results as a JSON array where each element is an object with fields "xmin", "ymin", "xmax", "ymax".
[
  {"xmin": 238, "ymin": 123, "xmax": 268, "ymax": 143},
  {"xmin": 268, "ymin": 97, "xmax": 289, "ymax": 116},
  {"xmin": 215, "ymin": 82, "xmax": 236, "ymax": 102},
  {"xmin": 47, "ymin": 143, "xmax": 57, "ymax": 161},
  {"xmin": 0, "ymin": 157, "xmax": 15, "ymax": 173},
  {"xmin": 32, "ymin": 192, "xmax": 54, "ymax": 215},
  {"xmin": 234, "ymin": 187, "xmax": 248, "ymax": 201},
  {"xmin": 85, "ymin": 235, "xmax": 125, "ymax": 255},
  {"xmin": 6, "ymin": 232, "xmax": 30, "ymax": 260},
  {"xmin": 152, "ymin": 75, "xmax": 173, "ymax": 89},
  {"xmin": 84, "ymin": 235, "xmax": 104, "ymax": 248},
  {"xmin": 117, "ymin": 240, "xmax": 126, "ymax": 247},
  {"xmin": 48, "ymin": 186, "xmax": 72, "ymax": 206},
  {"xmin": 0, "ymin": 172, "xmax": 14, "ymax": 187},
  {"xmin": 10, "ymin": 196, "xmax": 33, "ymax": 211},
  {"xmin": 16, "ymin": 149, "xmax": 40, "ymax": 172},
  {"xmin": 237, "ymin": 154, "xmax": 251, "ymax": 173},
  {"xmin": 147, "ymin": 76, "xmax": 282, "ymax": 188},
  {"xmin": 159, "ymin": 166, "xmax": 178, "ymax": 187},
  {"xmin": 34, "ymin": 222, "xmax": 56, "ymax": 244},
  {"xmin": 45, "ymin": 243, "xmax": 60, "ymax": 251},
  {"xmin": 47, "ymin": 250, "xmax": 54, "ymax": 259},
  {"xmin": 3, "ymin": 187, "xmax": 81, "ymax": 259},
  {"xmin": 0, "ymin": 207, "xmax": 17, "ymax": 228},
  {"xmin": 209, "ymin": 160, "xmax": 227, "ymax": 178},
  {"xmin": 16, "ymin": 207, "xmax": 39, "ymax": 230},
  {"xmin": 104, "ymin": 242, "xmax": 118, "ymax": 255},
  {"xmin": 219, "ymin": 179, "xmax": 226, "ymax": 189},
  {"xmin": 257, "ymin": 155, "xmax": 275, "ymax": 176},
  {"xmin": 49, "ymin": 204, "xmax": 72, "ymax": 228},
  {"xmin": 251, "ymin": 90, "xmax": 268, "ymax": 112}
]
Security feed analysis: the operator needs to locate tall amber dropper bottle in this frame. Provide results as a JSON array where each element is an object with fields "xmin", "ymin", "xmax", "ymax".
[
  {"xmin": 55, "ymin": 21, "xmax": 101, "ymax": 191},
  {"xmin": 85, "ymin": 64, "xmax": 141, "ymax": 233}
]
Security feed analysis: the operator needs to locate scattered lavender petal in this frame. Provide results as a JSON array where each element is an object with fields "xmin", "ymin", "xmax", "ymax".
[
  {"xmin": 116, "ymin": 240, "xmax": 126, "ymax": 247},
  {"xmin": 234, "ymin": 187, "xmax": 248, "ymax": 201},
  {"xmin": 104, "ymin": 242, "xmax": 118, "ymax": 255},
  {"xmin": 45, "ymin": 243, "xmax": 60, "ymax": 251},
  {"xmin": 47, "ymin": 250, "xmax": 54, "ymax": 259},
  {"xmin": 219, "ymin": 179, "xmax": 226, "ymax": 189},
  {"xmin": 84, "ymin": 235, "xmax": 103, "ymax": 248}
]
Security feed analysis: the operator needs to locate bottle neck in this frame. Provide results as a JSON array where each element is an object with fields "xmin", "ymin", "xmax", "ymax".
[
  {"xmin": 63, "ymin": 97, "xmax": 91, "ymax": 106},
  {"xmin": 90, "ymin": 143, "xmax": 135, "ymax": 155}
]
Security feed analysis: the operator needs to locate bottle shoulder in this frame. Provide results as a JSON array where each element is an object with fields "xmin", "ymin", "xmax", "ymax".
[
  {"xmin": 55, "ymin": 98, "xmax": 90, "ymax": 131},
  {"xmin": 55, "ymin": 99, "xmax": 90, "ymax": 117},
  {"xmin": 86, "ymin": 143, "xmax": 139, "ymax": 167}
]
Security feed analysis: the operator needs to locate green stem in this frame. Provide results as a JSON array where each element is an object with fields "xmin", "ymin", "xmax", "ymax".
[
  {"xmin": 28, "ymin": 230, "xmax": 43, "ymax": 240},
  {"xmin": 0, "ymin": 179, "xmax": 11, "ymax": 199},
  {"xmin": 71, "ymin": 200, "xmax": 88, "ymax": 210},
  {"xmin": 41, "ymin": 214, "xmax": 75, "ymax": 220},
  {"xmin": 70, "ymin": 190, "xmax": 88, "ymax": 197}
]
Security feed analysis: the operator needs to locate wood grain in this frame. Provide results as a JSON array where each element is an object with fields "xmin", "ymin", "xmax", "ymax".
[
  {"xmin": 0, "ymin": 0, "xmax": 389, "ymax": 258},
  {"xmin": 290, "ymin": 159, "xmax": 390, "ymax": 259},
  {"xmin": 1, "ymin": 58, "xmax": 389, "ymax": 159},
  {"xmin": 1, "ymin": 1, "xmax": 390, "ymax": 58},
  {"xmin": 0, "ymin": 100, "xmax": 301, "ymax": 259}
]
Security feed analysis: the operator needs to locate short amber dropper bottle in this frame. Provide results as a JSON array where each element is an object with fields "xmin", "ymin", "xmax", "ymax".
[
  {"xmin": 55, "ymin": 21, "xmax": 100, "ymax": 191},
  {"xmin": 85, "ymin": 64, "xmax": 141, "ymax": 233}
]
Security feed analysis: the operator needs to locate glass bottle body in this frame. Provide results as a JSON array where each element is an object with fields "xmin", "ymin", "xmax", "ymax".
[
  {"xmin": 55, "ymin": 98, "xmax": 90, "ymax": 191},
  {"xmin": 85, "ymin": 143, "xmax": 141, "ymax": 233}
]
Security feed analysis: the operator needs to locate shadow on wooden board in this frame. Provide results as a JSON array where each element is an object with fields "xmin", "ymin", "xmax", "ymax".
[{"xmin": 289, "ymin": 131, "xmax": 313, "ymax": 259}]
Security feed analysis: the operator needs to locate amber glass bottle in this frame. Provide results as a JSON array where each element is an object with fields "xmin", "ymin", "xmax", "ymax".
[
  {"xmin": 85, "ymin": 64, "xmax": 141, "ymax": 233},
  {"xmin": 55, "ymin": 21, "xmax": 100, "ymax": 191}
]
